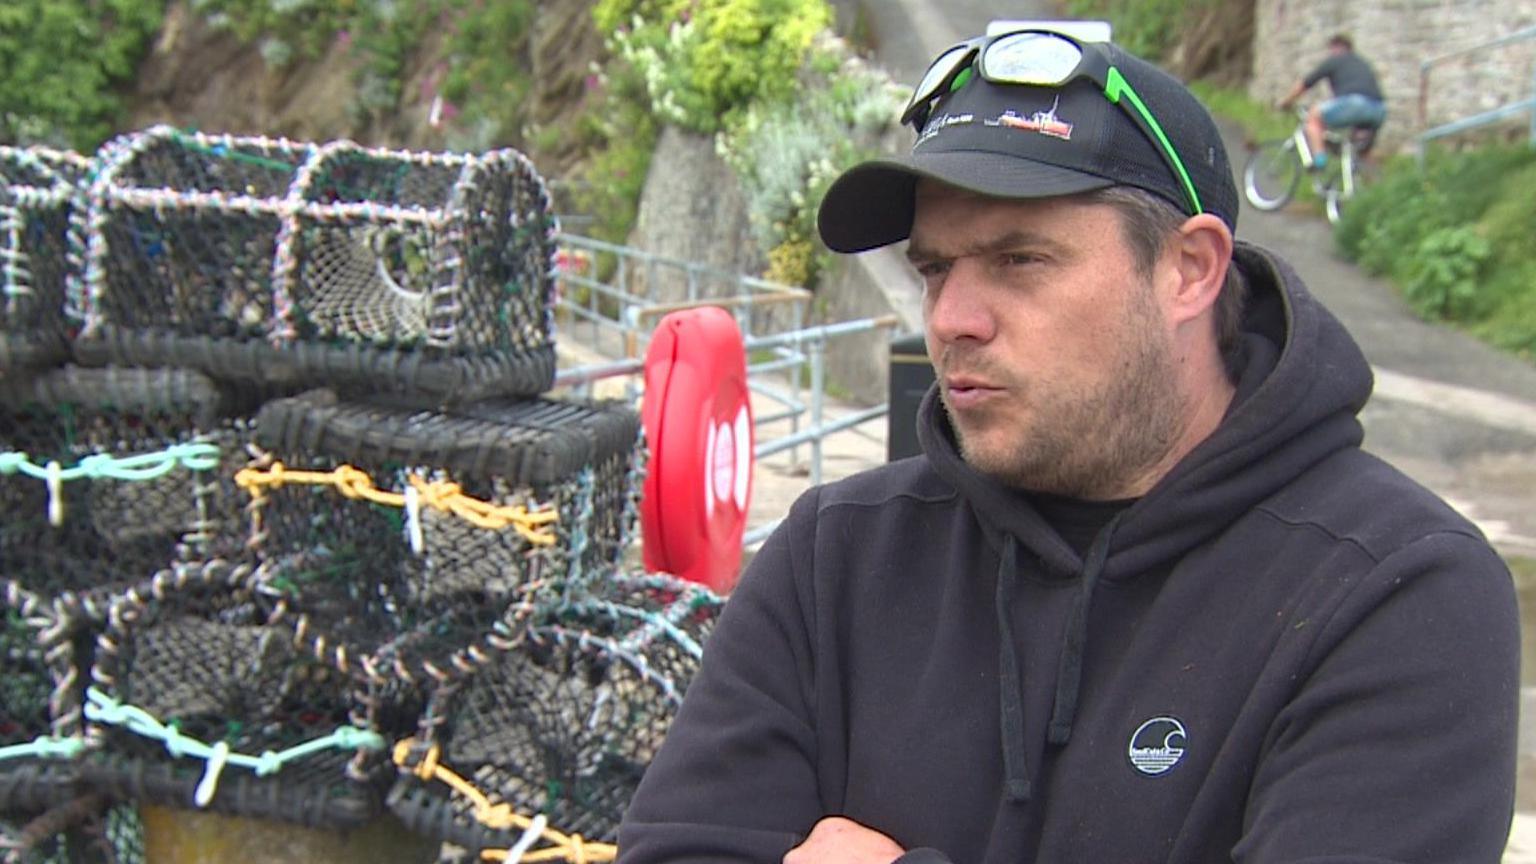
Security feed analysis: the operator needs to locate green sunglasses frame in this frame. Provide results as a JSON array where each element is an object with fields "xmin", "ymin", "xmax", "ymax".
[{"xmin": 900, "ymin": 30, "xmax": 1204, "ymax": 216}]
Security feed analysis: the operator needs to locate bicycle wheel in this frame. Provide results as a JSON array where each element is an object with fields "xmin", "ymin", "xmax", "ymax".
[
  {"xmin": 1325, "ymin": 185, "xmax": 1348, "ymax": 225},
  {"xmin": 1243, "ymin": 138, "xmax": 1301, "ymax": 211},
  {"xmin": 1323, "ymin": 155, "xmax": 1356, "ymax": 226}
]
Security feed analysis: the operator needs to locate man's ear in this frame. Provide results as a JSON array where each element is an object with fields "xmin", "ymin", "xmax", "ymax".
[{"xmin": 1165, "ymin": 214, "xmax": 1234, "ymax": 326}]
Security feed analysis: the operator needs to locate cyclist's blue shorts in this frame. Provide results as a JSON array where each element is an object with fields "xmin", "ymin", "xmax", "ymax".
[{"xmin": 1321, "ymin": 94, "xmax": 1387, "ymax": 128}]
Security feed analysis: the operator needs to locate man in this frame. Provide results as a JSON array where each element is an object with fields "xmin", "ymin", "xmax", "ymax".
[
  {"xmin": 618, "ymin": 29, "xmax": 1517, "ymax": 863},
  {"xmin": 1277, "ymin": 33, "xmax": 1388, "ymax": 169}
]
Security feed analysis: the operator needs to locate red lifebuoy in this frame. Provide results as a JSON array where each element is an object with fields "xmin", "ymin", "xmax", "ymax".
[{"xmin": 639, "ymin": 307, "xmax": 754, "ymax": 593}]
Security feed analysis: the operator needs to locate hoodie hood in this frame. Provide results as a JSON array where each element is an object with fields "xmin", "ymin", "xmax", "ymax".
[{"xmin": 918, "ymin": 240, "xmax": 1373, "ymax": 578}]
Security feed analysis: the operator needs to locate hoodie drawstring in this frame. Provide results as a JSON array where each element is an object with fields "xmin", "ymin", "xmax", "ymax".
[
  {"xmin": 995, "ymin": 513, "xmax": 1125, "ymax": 803},
  {"xmin": 995, "ymin": 537, "xmax": 1032, "ymax": 803},
  {"xmin": 1047, "ymin": 512, "xmax": 1123, "ymax": 745}
]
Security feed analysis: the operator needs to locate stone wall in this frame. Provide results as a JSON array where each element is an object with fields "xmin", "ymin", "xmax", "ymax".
[
  {"xmin": 625, "ymin": 125, "xmax": 765, "ymax": 307},
  {"xmin": 1250, "ymin": 0, "xmax": 1536, "ymax": 153}
]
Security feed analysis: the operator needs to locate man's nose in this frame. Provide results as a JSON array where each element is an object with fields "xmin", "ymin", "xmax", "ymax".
[{"xmin": 925, "ymin": 261, "xmax": 997, "ymax": 345}]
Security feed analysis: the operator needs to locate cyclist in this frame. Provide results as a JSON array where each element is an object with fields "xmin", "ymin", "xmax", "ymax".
[{"xmin": 1277, "ymin": 33, "xmax": 1387, "ymax": 169}]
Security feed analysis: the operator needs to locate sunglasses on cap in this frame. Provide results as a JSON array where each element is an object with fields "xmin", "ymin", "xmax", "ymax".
[{"xmin": 900, "ymin": 29, "xmax": 1204, "ymax": 216}]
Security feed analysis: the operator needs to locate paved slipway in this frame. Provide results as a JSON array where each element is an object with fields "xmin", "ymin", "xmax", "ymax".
[{"xmin": 816, "ymin": 2, "xmax": 1536, "ymax": 858}]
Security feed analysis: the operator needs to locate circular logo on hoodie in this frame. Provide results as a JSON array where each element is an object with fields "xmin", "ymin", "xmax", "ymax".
[{"xmin": 1128, "ymin": 716, "xmax": 1188, "ymax": 776}]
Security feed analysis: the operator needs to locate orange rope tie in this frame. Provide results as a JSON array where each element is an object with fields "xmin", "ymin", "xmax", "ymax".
[
  {"xmin": 406, "ymin": 475, "xmax": 558, "ymax": 545},
  {"xmin": 235, "ymin": 462, "xmax": 558, "ymax": 544},
  {"xmin": 391, "ymin": 740, "xmax": 616, "ymax": 863}
]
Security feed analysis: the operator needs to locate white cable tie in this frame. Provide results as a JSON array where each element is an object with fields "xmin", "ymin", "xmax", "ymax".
[
  {"xmin": 45, "ymin": 461, "xmax": 64, "ymax": 526},
  {"xmin": 404, "ymin": 484, "xmax": 425, "ymax": 554},
  {"xmin": 586, "ymin": 686, "xmax": 612, "ymax": 730},
  {"xmin": 504, "ymin": 812, "xmax": 548, "ymax": 863},
  {"xmin": 194, "ymin": 741, "xmax": 231, "ymax": 807}
]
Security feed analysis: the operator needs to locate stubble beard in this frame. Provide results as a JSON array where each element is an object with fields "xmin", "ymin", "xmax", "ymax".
[{"xmin": 943, "ymin": 288, "xmax": 1187, "ymax": 499}]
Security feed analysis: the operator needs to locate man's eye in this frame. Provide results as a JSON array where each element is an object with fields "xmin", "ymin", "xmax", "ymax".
[
  {"xmin": 914, "ymin": 261, "xmax": 949, "ymax": 279},
  {"xmin": 1003, "ymin": 253, "xmax": 1044, "ymax": 267}
]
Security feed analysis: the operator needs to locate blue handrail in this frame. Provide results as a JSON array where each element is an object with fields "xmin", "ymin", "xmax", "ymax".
[{"xmin": 1416, "ymin": 25, "xmax": 1536, "ymax": 162}]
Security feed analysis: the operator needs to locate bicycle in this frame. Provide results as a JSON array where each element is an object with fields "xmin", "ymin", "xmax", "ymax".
[{"xmin": 1242, "ymin": 107, "xmax": 1379, "ymax": 226}]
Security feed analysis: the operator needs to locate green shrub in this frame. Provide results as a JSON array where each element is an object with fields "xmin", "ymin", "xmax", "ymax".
[
  {"xmin": 1477, "ymin": 159, "xmax": 1536, "ymax": 269},
  {"xmin": 573, "ymin": 59, "xmax": 659, "ymax": 251},
  {"xmin": 0, "ymin": 0, "xmax": 164, "ymax": 148},
  {"xmin": 191, "ymin": 0, "xmax": 349, "ymax": 59},
  {"xmin": 1335, "ymin": 158, "xmax": 1453, "ymax": 275},
  {"xmin": 597, "ymin": 0, "xmax": 831, "ymax": 133},
  {"xmin": 716, "ymin": 36, "xmax": 904, "ymax": 286},
  {"xmin": 1333, "ymin": 143, "xmax": 1536, "ymax": 358},
  {"xmin": 1470, "ymin": 264, "xmax": 1536, "ymax": 359},
  {"xmin": 438, "ymin": 0, "xmax": 535, "ymax": 143},
  {"xmin": 1401, "ymin": 226, "xmax": 1491, "ymax": 320}
]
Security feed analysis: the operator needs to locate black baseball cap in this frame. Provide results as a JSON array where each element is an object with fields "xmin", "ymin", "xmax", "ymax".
[{"xmin": 817, "ymin": 39, "xmax": 1238, "ymax": 253}]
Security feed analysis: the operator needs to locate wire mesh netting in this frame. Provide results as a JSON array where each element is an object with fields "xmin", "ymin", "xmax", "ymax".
[
  {"xmin": 0, "ymin": 367, "xmax": 257, "ymax": 621},
  {"xmin": 240, "ymin": 390, "xmax": 644, "ymax": 693},
  {"xmin": 82, "ymin": 559, "xmax": 390, "ymax": 829},
  {"xmin": 0, "ymin": 146, "xmax": 87, "ymax": 374},
  {"xmin": 388, "ymin": 573, "xmax": 724, "ymax": 850},
  {"xmin": 70, "ymin": 126, "xmax": 559, "ymax": 402}
]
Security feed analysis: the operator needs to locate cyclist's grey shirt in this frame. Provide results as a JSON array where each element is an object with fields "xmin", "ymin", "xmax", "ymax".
[{"xmin": 1305, "ymin": 51, "xmax": 1384, "ymax": 101}]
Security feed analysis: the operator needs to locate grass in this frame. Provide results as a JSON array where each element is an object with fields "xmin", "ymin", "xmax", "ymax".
[{"xmin": 1189, "ymin": 81, "xmax": 1295, "ymax": 142}]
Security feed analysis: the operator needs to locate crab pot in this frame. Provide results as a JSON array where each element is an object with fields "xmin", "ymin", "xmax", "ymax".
[
  {"xmin": 81, "ymin": 560, "xmax": 395, "ymax": 830},
  {"xmin": 0, "ymin": 581, "xmax": 82, "ymax": 817},
  {"xmin": 0, "ymin": 366, "xmax": 257, "ymax": 622},
  {"xmin": 71, "ymin": 126, "xmax": 559, "ymax": 402},
  {"xmin": 240, "ymin": 391, "xmax": 643, "ymax": 702},
  {"xmin": 0, "ymin": 146, "xmax": 88, "ymax": 374},
  {"xmin": 387, "ymin": 573, "xmax": 723, "ymax": 849}
]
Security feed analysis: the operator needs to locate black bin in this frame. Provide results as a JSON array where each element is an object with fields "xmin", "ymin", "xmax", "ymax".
[{"xmin": 888, "ymin": 332, "xmax": 934, "ymax": 462}]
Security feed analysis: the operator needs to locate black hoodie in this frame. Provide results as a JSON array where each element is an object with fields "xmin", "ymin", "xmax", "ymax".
[{"xmin": 616, "ymin": 243, "xmax": 1520, "ymax": 863}]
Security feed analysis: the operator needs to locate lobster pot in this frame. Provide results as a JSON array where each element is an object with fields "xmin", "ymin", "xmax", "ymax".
[
  {"xmin": 72, "ymin": 126, "xmax": 558, "ymax": 402},
  {"xmin": 0, "ymin": 581, "xmax": 80, "ymax": 819},
  {"xmin": 241, "ymin": 390, "xmax": 643, "ymax": 695},
  {"xmin": 0, "ymin": 146, "xmax": 87, "ymax": 373},
  {"xmin": 388, "ymin": 573, "xmax": 723, "ymax": 849},
  {"xmin": 0, "ymin": 803, "xmax": 144, "ymax": 864},
  {"xmin": 81, "ymin": 561, "xmax": 392, "ymax": 829},
  {"xmin": 0, "ymin": 367, "xmax": 257, "ymax": 620}
]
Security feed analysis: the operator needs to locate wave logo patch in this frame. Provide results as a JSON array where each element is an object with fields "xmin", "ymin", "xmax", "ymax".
[{"xmin": 1128, "ymin": 716, "xmax": 1187, "ymax": 776}]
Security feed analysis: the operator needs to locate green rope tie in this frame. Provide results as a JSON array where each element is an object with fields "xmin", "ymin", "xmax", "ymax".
[
  {"xmin": 0, "ymin": 442, "xmax": 220, "ymax": 526},
  {"xmin": 0, "ymin": 735, "xmax": 85, "ymax": 763},
  {"xmin": 85, "ymin": 687, "xmax": 384, "ymax": 807}
]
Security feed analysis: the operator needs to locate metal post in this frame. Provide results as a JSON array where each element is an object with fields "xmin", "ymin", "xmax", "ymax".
[
  {"xmin": 613, "ymin": 253, "xmax": 628, "ymax": 345},
  {"xmin": 785, "ymin": 304, "xmax": 802, "ymax": 470},
  {"xmin": 809, "ymin": 335, "xmax": 826, "ymax": 487}
]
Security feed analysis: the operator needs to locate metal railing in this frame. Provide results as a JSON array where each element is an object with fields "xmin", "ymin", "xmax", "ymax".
[
  {"xmin": 1416, "ymin": 25, "xmax": 1536, "ymax": 162},
  {"xmin": 556, "ymin": 232, "xmax": 814, "ymax": 461},
  {"xmin": 551, "ymin": 233, "xmax": 900, "ymax": 548},
  {"xmin": 555, "ymin": 233, "xmax": 811, "ymax": 358}
]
